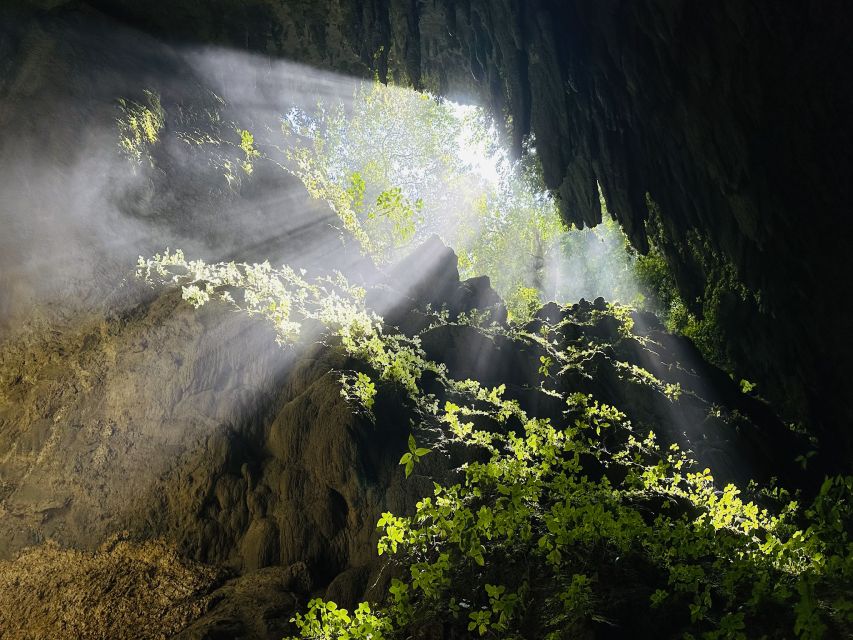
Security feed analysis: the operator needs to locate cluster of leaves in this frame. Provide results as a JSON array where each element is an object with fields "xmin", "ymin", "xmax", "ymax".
[
  {"xmin": 277, "ymin": 81, "xmax": 641, "ymax": 318},
  {"xmin": 116, "ymin": 81, "xmax": 750, "ymax": 370},
  {"xmin": 286, "ymin": 600, "xmax": 389, "ymax": 640},
  {"xmin": 136, "ymin": 250, "xmax": 436, "ymax": 399},
  {"xmin": 504, "ymin": 285, "xmax": 543, "ymax": 323},
  {"xmin": 117, "ymin": 82, "xmax": 653, "ymax": 324},
  {"xmin": 138, "ymin": 251, "xmax": 851, "ymax": 639},
  {"xmin": 305, "ymin": 391, "xmax": 852, "ymax": 639},
  {"xmin": 340, "ymin": 371, "xmax": 377, "ymax": 418},
  {"xmin": 185, "ymin": 122, "xmax": 263, "ymax": 190},
  {"xmin": 116, "ymin": 89, "xmax": 164, "ymax": 166},
  {"xmin": 398, "ymin": 434, "xmax": 430, "ymax": 478},
  {"xmin": 280, "ymin": 85, "xmax": 455, "ymax": 262}
]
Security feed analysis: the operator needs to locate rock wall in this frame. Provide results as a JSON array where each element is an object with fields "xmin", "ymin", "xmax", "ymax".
[{"xmin": 13, "ymin": 0, "xmax": 847, "ymax": 467}]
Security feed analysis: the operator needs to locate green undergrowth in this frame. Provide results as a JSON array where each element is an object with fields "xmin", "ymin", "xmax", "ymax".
[{"xmin": 138, "ymin": 252, "xmax": 852, "ymax": 640}]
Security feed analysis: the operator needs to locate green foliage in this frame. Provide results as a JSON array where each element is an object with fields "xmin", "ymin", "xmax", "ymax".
[
  {"xmin": 278, "ymin": 80, "xmax": 642, "ymax": 312},
  {"xmin": 633, "ymin": 237, "xmax": 716, "ymax": 360},
  {"xmin": 739, "ymin": 378, "xmax": 757, "ymax": 394},
  {"xmin": 454, "ymin": 151, "xmax": 565, "ymax": 313},
  {"xmin": 368, "ymin": 394, "xmax": 852, "ymax": 639},
  {"xmin": 116, "ymin": 89, "xmax": 164, "ymax": 166},
  {"xmin": 340, "ymin": 371, "xmax": 377, "ymax": 417},
  {"xmin": 369, "ymin": 186, "xmax": 421, "ymax": 248},
  {"xmin": 280, "ymin": 83, "xmax": 462, "ymax": 262},
  {"xmin": 285, "ymin": 599, "xmax": 390, "ymax": 640},
  {"xmin": 398, "ymin": 434, "xmax": 431, "ymax": 478},
  {"xmin": 136, "ymin": 250, "xmax": 435, "ymax": 397},
  {"xmin": 138, "ymin": 253, "xmax": 851, "ymax": 639},
  {"xmin": 238, "ymin": 128, "xmax": 261, "ymax": 175},
  {"xmin": 134, "ymin": 80, "xmax": 652, "ymax": 317},
  {"xmin": 505, "ymin": 285, "xmax": 542, "ymax": 323},
  {"xmin": 171, "ymin": 92, "xmax": 264, "ymax": 191},
  {"xmin": 124, "ymin": 74, "xmax": 845, "ymax": 640},
  {"xmin": 130, "ymin": 80, "xmax": 845, "ymax": 640},
  {"xmin": 632, "ymin": 195, "xmax": 756, "ymax": 372}
]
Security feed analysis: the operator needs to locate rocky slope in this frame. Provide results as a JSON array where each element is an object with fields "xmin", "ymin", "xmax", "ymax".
[{"xmin": 0, "ymin": 238, "xmax": 808, "ymax": 638}]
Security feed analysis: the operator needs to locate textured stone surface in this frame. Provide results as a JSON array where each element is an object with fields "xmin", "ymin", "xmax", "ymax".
[
  {"xmin": 0, "ymin": 535, "xmax": 225, "ymax": 640},
  {"xmin": 0, "ymin": 238, "xmax": 809, "ymax": 636},
  {"xmin": 10, "ymin": 0, "xmax": 847, "ymax": 466},
  {"xmin": 0, "ymin": 2, "xmax": 849, "ymax": 635}
]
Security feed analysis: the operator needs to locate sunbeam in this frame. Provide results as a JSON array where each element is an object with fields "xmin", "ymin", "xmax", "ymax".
[{"xmin": 2, "ymin": 5, "xmax": 846, "ymax": 639}]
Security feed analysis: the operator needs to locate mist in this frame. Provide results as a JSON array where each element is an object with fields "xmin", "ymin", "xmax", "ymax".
[
  {"xmin": 0, "ymin": 10, "xmax": 373, "ymax": 337},
  {"xmin": 0, "ymin": 5, "xmax": 651, "ymax": 355}
]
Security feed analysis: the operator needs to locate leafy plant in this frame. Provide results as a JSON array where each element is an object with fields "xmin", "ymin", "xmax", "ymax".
[
  {"xmin": 116, "ymin": 89, "xmax": 164, "ymax": 166},
  {"xmin": 238, "ymin": 128, "xmax": 261, "ymax": 175},
  {"xmin": 139, "ymin": 253, "xmax": 852, "ymax": 639},
  {"xmin": 739, "ymin": 378, "xmax": 757, "ymax": 394},
  {"xmin": 340, "ymin": 371, "xmax": 377, "ymax": 417},
  {"xmin": 285, "ymin": 599, "xmax": 390, "ymax": 640},
  {"xmin": 632, "ymin": 194, "xmax": 756, "ymax": 373},
  {"xmin": 398, "ymin": 434, "xmax": 430, "ymax": 478},
  {"xmin": 538, "ymin": 355, "xmax": 552, "ymax": 378}
]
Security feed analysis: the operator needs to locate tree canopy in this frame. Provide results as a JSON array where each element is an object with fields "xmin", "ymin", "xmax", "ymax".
[{"xmin": 276, "ymin": 81, "xmax": 642, "ymax": 319}]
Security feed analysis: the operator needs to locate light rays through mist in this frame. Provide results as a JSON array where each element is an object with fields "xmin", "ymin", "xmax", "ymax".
[
  {"xmin": 0, "ymin": 12, "xmax": 766, "ymax": 578},
  {"xmin": 0, "ymin": 10, "xmax": 650, "ymax": 384},
  {"xmin": 0, "ymin": 14, "xmax": 386, "ymax": 556},
  {"xmin": 255, "ymin": 78, "xmax": 645, "ymax": 320},
  {"xmin": 1, "ymin": 8, "xmax": 652, "ymax": 382},
  {"xmin": 0, "ymin": 17, "xmax": 365, "ymax": 332}
]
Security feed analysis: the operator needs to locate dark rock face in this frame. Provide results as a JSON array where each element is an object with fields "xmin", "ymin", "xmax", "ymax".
[
  {"xmin": 368, "ymin": 234, "xmax": 507, "ymax": 330},
  {"xmin": 17, "ymin": 0, "xmax": 849, "ymax": 466}
]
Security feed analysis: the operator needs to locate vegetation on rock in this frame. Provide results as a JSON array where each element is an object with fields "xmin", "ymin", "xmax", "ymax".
[
  {"xmin": 129, "ymin": 76, "xmax": 852, "ymax": 640},
  {"xmin": 136, "ymin": 80, "xmax": 648, "ymax": 321},
  {"xmin": 116, "ymin": 89, "xmax": 165, "ymax": 167},
  {"xmin": 2, "ymin": 5, "xmax": 850, "ymax": 638},
  {"xmin": 139, "ymin": 247, "xmax": 852, "ymax": 640}
]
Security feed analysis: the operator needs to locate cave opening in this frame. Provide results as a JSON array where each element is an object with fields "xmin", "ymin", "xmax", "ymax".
[{"xmin": 0, "ymin": 3, "xmax": 851, "ymax": 639}]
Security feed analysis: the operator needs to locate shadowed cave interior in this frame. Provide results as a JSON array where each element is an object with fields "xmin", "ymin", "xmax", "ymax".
[{"xmin": 0, "ymin": 2, "xmax": 851, "ymax": 639}]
